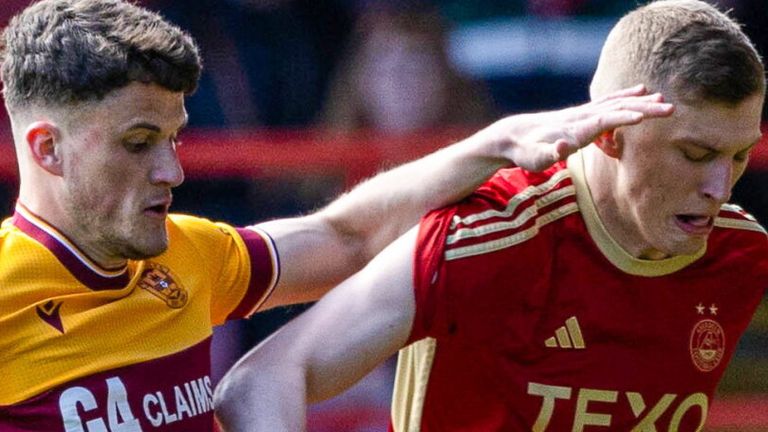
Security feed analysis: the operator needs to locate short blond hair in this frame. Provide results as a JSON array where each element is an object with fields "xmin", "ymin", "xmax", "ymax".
[{"xmin": 591, "ymin": 0, "xmax": 764, "ymax": 105}]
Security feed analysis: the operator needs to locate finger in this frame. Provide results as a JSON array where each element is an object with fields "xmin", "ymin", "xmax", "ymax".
[
  {"xmin": 573, "ymin": 94, "xmax": 668, "ymax": 121},
  {"xmin": 595, "ymin": 98, "xmax": 675, "ymax": 118},
  {"xmin": 570, "ymin": 111, "xmax": 643, "ymax": 143},
  {"xmin": 596, "ymin": 84, "xmax": 647, "ymax": 102},
  {"xmin": 552, "ymin": 137, "xmax": 581, "ymax": 161},
  {"xmin": 608, "ymin": 101, "xmax": 675, "ymax": 117}
]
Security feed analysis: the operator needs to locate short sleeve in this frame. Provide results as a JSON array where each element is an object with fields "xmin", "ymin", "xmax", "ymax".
[
  {"xmin": 166, "ymin": 215, "xmax": 280, "ymax": 325},
  {"xmin": 408, "ymin": 207, "xmax": 457, "ymax": 343}
]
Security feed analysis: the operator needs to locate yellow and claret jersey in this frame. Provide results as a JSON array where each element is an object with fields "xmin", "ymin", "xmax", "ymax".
[
  {"xmin": 392, "ymin": 152, "xmax": 768, "ymax": 432},
  {"xmin": 0, "ymin": 205, "xmax": 279, "ymax": 431}
]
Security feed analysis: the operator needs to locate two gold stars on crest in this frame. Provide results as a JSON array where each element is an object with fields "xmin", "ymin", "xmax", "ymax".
[{"xmin": 696, "ymin": 303, "xmax": 718, "ymax": 315}]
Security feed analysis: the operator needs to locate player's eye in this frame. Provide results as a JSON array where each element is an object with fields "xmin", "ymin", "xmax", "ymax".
[
  {"xmin": 734, "ymin": 150, "xmax": 750, "ymax": 163},
  {"xmin": 682, "ymin": 148, "xmax": 715, "ymax": 163},
  {"xmin": 124, "ymin": 140, "xmax": 150, "ymax": 153}
]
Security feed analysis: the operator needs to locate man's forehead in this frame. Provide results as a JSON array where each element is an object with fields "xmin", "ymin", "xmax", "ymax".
[
  {"xmin": 664, "ymin": 97, "xmax": 764, "ymax": 147},
  {"xmin": 80, "ymin": 82, "xmax": 187, "ymax": 132}
]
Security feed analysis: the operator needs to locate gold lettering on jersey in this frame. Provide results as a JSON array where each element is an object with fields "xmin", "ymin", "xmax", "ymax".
[
  {"xmin": 528, "ymin": 382, "xmax": 708, "ymax": 431},
  {"xmin": 573, "ymin": 388, "xmax": 617, "ymax": 431},
  {"xmin": 527, "ymin": 382, "xmax": 571, "ymax": 432},
  {"xmin": 138, "ymin": 262, "xmax": 188, "ymax": 308},
  {"xmin": 668, "ymin": 393, "xmax": 707, "ymax": 432},
  {"xmin": 689, "ymin": 319, "xmax": 725, "ymax": 372},
  {"xmin": 626, "ymin": 392, "xmax": 677, "ymax": 431}
]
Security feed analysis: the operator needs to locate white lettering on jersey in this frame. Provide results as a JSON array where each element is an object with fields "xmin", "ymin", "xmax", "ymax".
[
  {"xmin": 527, "ymin": 382, "xmax": 708, "ymax": 431},
  {"xmin": 59, "ymin": 377, "xmax": 140, "ymax": 432},
  {"xmin": 105, "ymin": 378, "xmax": 141, "ymax": 431},
  {"xmin": 141, "ymin": 377, "xmax": 214, "ymax": 427},
  {"xmin": 60, "ymin": 386, "xmax": 108, "ymax": 432},
  {"xmin": 59, "ymin": 375, "xmax": 214, "ymax": 430}
]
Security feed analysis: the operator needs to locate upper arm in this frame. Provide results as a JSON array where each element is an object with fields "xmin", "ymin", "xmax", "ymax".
[{"xmin": 247, "ymin": 226, "xmax": 419, "ymax": 401}]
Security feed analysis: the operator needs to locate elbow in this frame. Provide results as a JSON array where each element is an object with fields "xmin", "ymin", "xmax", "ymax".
[
  {"xmin": 213, "ymin": 368, "xmax": 247, "ymax": 430},
  {"xmin": 213, "ymin": 348, "xmax": 310, "ymax": 431}
]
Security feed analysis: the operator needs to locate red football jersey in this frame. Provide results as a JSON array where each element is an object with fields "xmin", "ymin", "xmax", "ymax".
[{"xmin": 392, "ymin": 154, "xmax": 768, "ymax": 432}]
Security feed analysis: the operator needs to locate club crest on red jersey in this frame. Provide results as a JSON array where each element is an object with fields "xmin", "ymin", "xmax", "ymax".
[
  {"xmin": 138, "ymin": 262, "xmax": 188, "ymax": 308},
  {"xmin": 689, "ymin": 318, "xmax": 725, "ymax": 372}
]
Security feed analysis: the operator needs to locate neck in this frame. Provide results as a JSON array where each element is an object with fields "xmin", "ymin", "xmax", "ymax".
[
  {"xmin": 581, "ymin": 147, "xmax": 669, "ymax": 260},
  {"xmin": 17, "ymin": 189, "xmax": 128, "ymax": 271}
]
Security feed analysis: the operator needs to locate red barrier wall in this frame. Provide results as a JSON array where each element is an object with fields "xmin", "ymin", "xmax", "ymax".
[{"xmin": 0, "ymin": 125, "xmax": 765, "ymax": 184}]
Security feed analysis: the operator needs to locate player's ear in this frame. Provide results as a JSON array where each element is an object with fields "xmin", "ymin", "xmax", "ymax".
[
  {"xmin": 25, "ymin": 121, "xmax": 63, "ymax": 176},
  {"xmin": 593, "ymin": 129, "xmax": 622, "ymax": 159}
]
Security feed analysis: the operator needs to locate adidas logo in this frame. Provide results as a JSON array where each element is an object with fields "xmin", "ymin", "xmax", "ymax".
[{"xmin": 544, "ymin": 316, "xmax": 585, "ymax": 349}]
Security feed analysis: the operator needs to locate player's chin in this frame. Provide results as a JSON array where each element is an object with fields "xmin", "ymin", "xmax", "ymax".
[
  {"xmin": 665, "ymin": 236, "xmax": 707, "ymax": 257},
  {"xmin": 125, "ymin": 235, "xmax": 170, "ymax": 260}
]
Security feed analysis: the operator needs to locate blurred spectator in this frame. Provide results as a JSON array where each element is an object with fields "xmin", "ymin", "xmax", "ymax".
[
  {"xmin": 144, "ymin": 0, "xmax": 353, "ymax": 127},
  {"xmin": 435, "ymin": 0, "xmax": 632, "ymax": 22},
  {"xmin": 527, "ymin": 0, "xmax": 589, "ymax": 17},
  {"xmin": 730, "ymin": 0, "xmax": 768, "ymax": 120},
  {"xmin": 321, "ymin": 1, "xmax": 495, "ymax": 134}
]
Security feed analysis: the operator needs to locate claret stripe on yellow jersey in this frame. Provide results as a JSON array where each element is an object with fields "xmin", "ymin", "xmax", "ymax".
[{"xmin": 0, "ymin": 210, "xmax": 278, "ymax": 407}]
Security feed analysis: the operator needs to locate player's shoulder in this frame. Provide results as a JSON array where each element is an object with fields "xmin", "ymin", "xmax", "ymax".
[
  {"xmin": 472, "ymin": 161, "xmax": 571, "ymax": 206},
  {"xmin": 710, "ymin": 203, "xmax": 768, "ymax": 251},
  {"xmin": 166, "ymin": 213, "xmax": 242, "ymax": 249},
  {"xmin": 0, "ymin": 216, "xmax": 27, "ymax": 260},
  {"xmin": 713, "ymin": 203, "xmax": 767, "ymax": 236},
  {"xmin": 168, "ymin": 213, "xmax": 236, "ymax": 233},
  {"xmin": 422, "ymin": 162, "xmax": 577, "ymax": 261},
  {"xmin": 0, "ymin": 215, "xmax": 16, "ymax": 238}
]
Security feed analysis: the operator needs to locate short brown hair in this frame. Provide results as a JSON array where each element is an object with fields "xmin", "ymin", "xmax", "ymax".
[
  {"xmin": 591, "ymin": 0, "xmax": 765, "ymax": 105},
  {"xmin": 0, "ymin": 0, "xmax": 201, "ymax": 109}
]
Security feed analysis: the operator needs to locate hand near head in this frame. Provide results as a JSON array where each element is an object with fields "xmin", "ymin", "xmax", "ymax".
[{"xmin": 479, "ymin": 85, "xmax": 675, "ymax": 172}]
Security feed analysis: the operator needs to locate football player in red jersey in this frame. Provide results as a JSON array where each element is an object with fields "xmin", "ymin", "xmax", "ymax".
[
  {"xmin": 0, "ymin": 0, "xmax": 671, "ymax": 431},
  {"xmin": 215, "ymin": 1, "xmax": 767, "ymax": 431}
]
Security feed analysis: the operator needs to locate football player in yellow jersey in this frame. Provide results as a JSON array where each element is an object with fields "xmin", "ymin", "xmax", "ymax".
[{"xmin": 0, "ymin": 0, "xmax": 673, "ymax": 430}]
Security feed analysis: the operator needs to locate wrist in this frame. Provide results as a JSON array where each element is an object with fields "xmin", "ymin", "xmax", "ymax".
[{"xmin": 469, "ymin": 117, "xmax": 519, "ymax": 166}]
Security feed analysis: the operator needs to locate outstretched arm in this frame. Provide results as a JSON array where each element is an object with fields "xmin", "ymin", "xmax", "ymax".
[
  {"xmin": 258, "ymin": 85, "xmax": 674, "ymax": 309},
  {"xmin": 215, "ymin": 228, "xmax": 420, "ymax": 431}
]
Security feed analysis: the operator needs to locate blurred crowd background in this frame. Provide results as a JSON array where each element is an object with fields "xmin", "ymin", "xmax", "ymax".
[{"xmin": 1, "ymin": 1, "xmax": 767, "ymax": 430}]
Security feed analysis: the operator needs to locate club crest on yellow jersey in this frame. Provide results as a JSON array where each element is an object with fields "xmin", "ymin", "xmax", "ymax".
[{"xmin": 139, "ymin": 262, "xmax": 188, "ymax": 308}]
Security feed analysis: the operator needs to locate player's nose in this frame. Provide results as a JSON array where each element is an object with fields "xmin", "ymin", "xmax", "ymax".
[
  {"xmin": 150, "ymin": 142, "xmax": 185, "ymax": 187},
  {"xmin": 700, "ymin": 159, "xmax": 733, "ymax": 204}
]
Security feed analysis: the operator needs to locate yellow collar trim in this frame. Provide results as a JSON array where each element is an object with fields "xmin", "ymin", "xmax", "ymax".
[{"xmin": 567, "ymin": 151, "xmax": 704, "ymax": 277}]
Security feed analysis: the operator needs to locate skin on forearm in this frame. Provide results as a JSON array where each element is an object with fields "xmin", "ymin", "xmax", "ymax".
[
  {"xmin": 257, "ymin": 134, "xmax": 506, "ymax": 310},
  {"xmin": 318, "ymin": 132, "xmax": 507, "ymax": 261},
  {"xmin": 315, "ymin": 84, "xmax": 674, "ymax": 266},
  {"xmin": 257, "ymin": 86, "xmax": 674, "ymax": 309}
]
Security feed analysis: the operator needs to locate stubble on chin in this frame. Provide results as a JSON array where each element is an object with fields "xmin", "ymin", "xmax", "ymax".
[{"xmin": 122, "ymin": 226, "xmax": 170, "ymax": 260}]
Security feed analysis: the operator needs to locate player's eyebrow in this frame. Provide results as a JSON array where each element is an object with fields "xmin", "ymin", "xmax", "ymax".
[
  {"xmin": 124, "ymin": 116, "xmax": 188, "ymax": 134},
  {"xmin": 124, "ymin": 122, "xmax": 161, "ymax": 133},
  {"xmin": 676, "ymin": 137, "xmax": 761, "ymax": 154}
]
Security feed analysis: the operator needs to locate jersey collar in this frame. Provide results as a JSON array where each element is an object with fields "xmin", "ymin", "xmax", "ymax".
[
  {"xmin": 11, "ymin": 203, "xmax": 131, "ymax": 290},
  {"xmin": 567, "ymin": 151, "xmax": 705, "ymax": 277}
]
